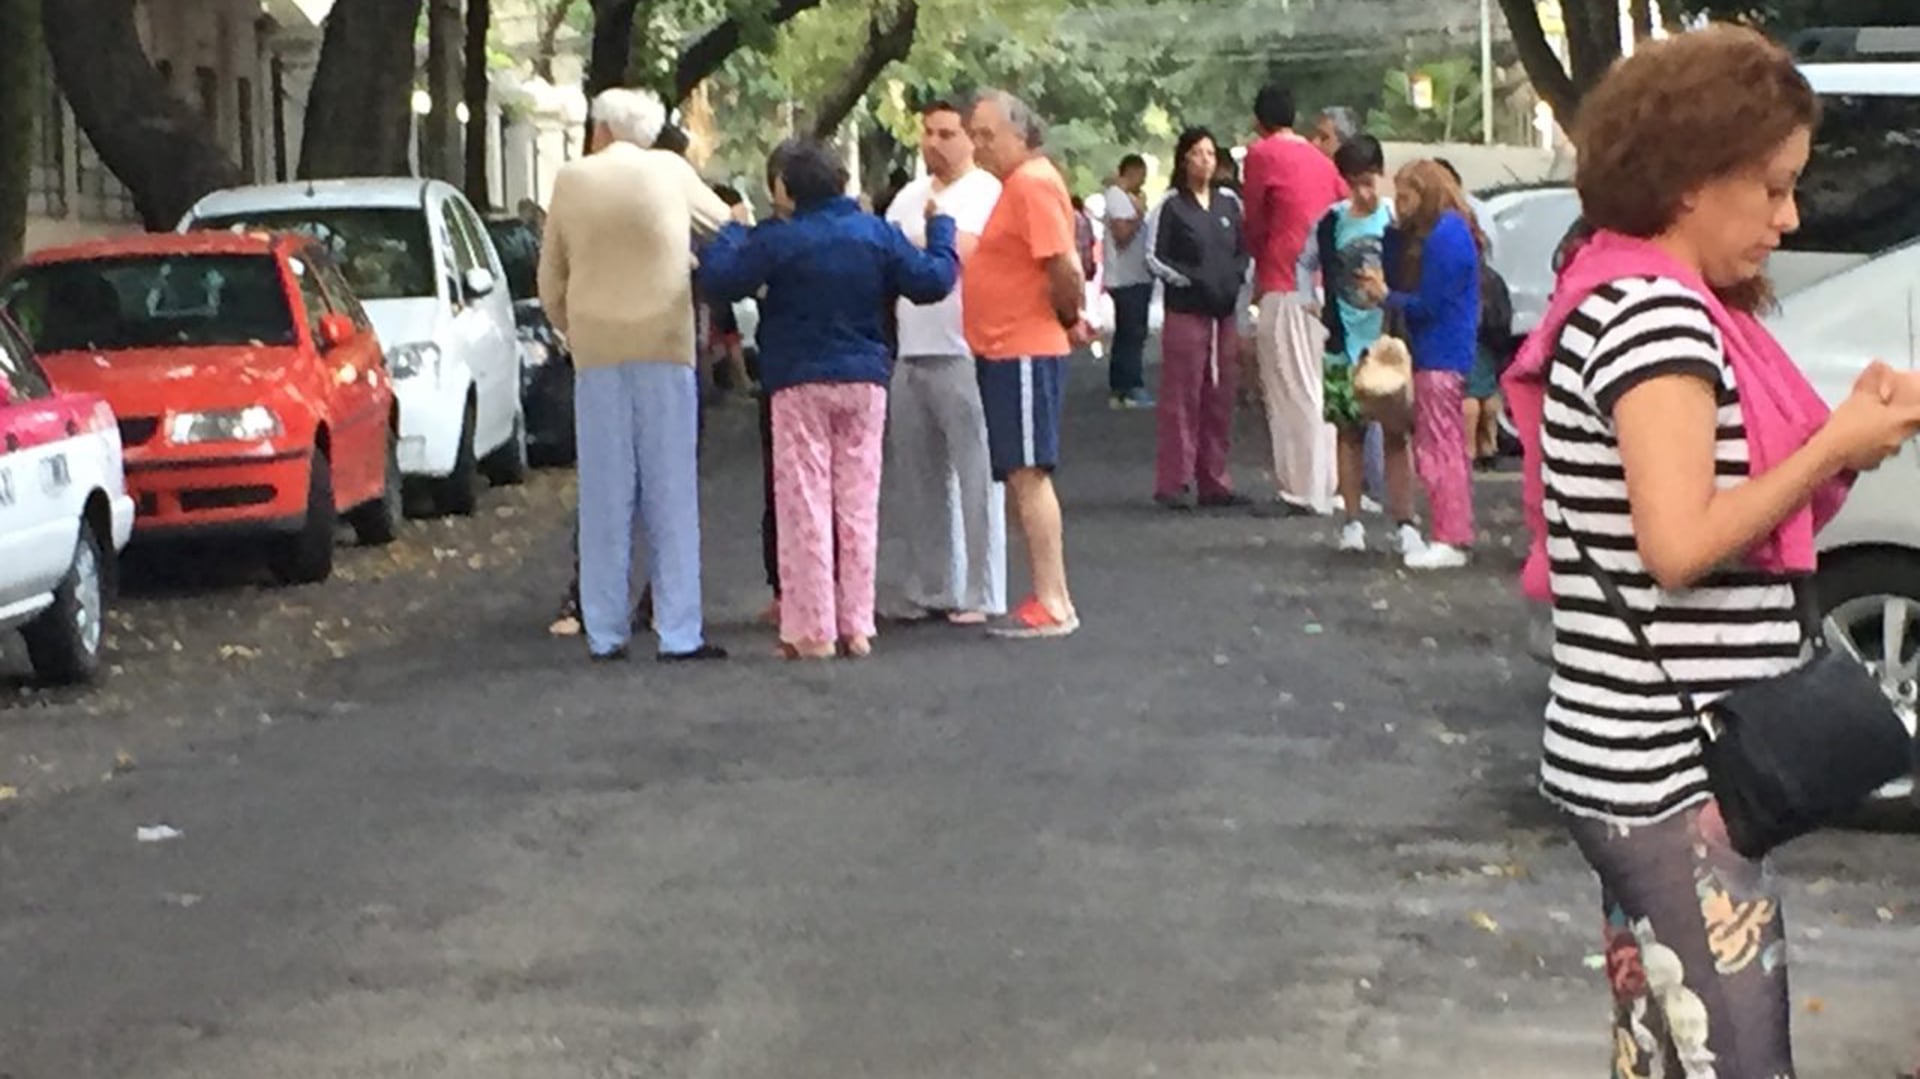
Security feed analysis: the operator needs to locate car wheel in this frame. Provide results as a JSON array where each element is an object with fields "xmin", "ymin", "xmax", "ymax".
[
  {"xmin": 482, "ymin": 407, "xmax": 529, "ymax": 487},
  {"xmin": 22, "ymin": 521, "xmax": 107, "ymax": 685},
  {"xmin": 434, "ymin": 398, "xmax": 480, "ymax": 517},
  {"xmin": 1815, "ymin": 549, "xmax": 1920, "ymax": 817},
  {"xmin": 349, "ymin": 428, "xmax": 403, "ymax": 546},
  {"xmin": 269, "ymin": 451, "xmax": 337, "ymax": 585}
]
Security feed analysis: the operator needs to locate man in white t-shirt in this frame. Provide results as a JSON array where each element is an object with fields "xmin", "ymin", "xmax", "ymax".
[
  {"xmin": 1101, "ymin": 153, "xmax": 1154, "ymax": 408},
  {"xmin": 884, "ymin": 97, "xmax": 1007, "ymax": 623}
]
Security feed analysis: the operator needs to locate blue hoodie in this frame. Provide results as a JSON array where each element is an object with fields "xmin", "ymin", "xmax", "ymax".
[
  {"xmin": 1383, "ymin": 210, "xmax": 1480, "ymax": 375},
  {"xmin": 697, "ymin": 196, "xmax": 959, "ymax": 393}
]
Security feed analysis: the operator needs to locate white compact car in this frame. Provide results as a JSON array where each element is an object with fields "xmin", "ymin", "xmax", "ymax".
[
  {"xmin": 0, "ymin": 311, "xmax": 136, "ymax": 684},
  {"xmin": 181, "ymin": 179, "xmax": 526, "ymax": 516}
]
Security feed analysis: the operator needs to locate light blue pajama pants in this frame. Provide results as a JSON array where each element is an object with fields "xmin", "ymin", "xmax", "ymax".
[{"xmin": 574, "ymin": 362, "xmax": 705, "ymax": 657}]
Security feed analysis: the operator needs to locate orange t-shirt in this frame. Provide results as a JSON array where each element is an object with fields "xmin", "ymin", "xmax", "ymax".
[{"xmin": 963, "ymin": 157, "xmax": 1074, "ymax": 360}]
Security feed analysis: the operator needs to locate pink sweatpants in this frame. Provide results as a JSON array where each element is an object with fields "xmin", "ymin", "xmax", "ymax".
[
  {"xmin": 1155, "ymin": 310, "xmax": 1241, "ymax": 500},
  {"xmin": 1413, "ymin": 370, "xmax": 1475, "ymax": 546},
  {"xmin": 771, "ymin": 382, "xmax": 887, "ymax": 645}
]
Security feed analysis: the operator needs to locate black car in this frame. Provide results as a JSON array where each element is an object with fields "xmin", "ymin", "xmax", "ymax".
[{"xmin": 485, "ymin": 216, "xmax": 575, "ymax": 465}]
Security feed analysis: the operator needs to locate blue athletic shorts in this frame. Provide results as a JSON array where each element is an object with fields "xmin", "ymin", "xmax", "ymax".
[{"xmin": 975, "ymin": 355, "xmax": 1067, "ymax": 481}]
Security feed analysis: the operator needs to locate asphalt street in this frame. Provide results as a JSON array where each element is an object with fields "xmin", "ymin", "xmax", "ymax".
[{"xmin": 2, "ymin": 357, "xmax": 1916, "ymax": 1077}]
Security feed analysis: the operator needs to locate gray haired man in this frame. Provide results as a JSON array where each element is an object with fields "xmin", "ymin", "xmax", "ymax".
[
  {"xmin": 538, "ymin": 88, "xmax": 736, "ymax": 662},
  {"xmin": 1309, "ymin": 106, "xmax": 1361, "ymax": 157}
]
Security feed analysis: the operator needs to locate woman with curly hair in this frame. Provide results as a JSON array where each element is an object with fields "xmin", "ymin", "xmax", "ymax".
[{"xmin": 1504, "ymin": 25, "xmax": 1920, "ymax": 1074}]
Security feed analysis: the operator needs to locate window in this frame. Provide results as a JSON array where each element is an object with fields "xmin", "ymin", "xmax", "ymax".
[
  {"xmin": 1786, "ymin": 92, "xmax": 1920, "ymax": 257},
  {"xmin": 195, "ymin": 66, "xmax": 220, "ymax": 131},
  {"xmin": 484, "ymin": 218, "xmax": 540, "ymax": 301},
  {"xmin": 287, "ymin": 255, "xmax": 330, "ymax": 344},
  {"xmin": 440, "ymin": 199, "xmax": 482, "ymax": 302},
  {"xmin": 74, "ymin": 129, "xmax": 135, "ymax": 223},
  {"xmin": 1, "ymin": 255, "xmax": 297, "ymax": 353},
  {"xmin": 29, "ymin": 73, "xmax": 67, "ymax": 219},
  {"xmin": 306, "ymin": 248, "xmax": 374, "ymax": 333},
  {"xmin": 191, "ymin": 208, "xmax": 437, "ymax": 301},
  {"xmin": 0, "ymin": 316, "xmax": 55, "ymax": 402},
  {"xmin": 237, "ymin": 77, "xmax": 256, "ymax": 181}
]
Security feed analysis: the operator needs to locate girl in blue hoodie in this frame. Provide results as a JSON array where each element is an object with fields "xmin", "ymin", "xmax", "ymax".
[{"xmin": 1365, "ymin": 160, "xmax": 1485, "ymax": 570}]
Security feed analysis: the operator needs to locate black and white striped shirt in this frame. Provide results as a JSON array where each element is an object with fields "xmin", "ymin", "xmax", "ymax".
[{"xmin": 1539, "ymin": 276, "xmax": 1806, "ymax": 823}]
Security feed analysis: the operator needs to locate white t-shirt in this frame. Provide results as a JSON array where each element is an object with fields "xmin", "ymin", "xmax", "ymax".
[
  {"xmin": 1101, "ymin": 183, "xmax": 1150, "ymax": 288},
  {"xmin": 885, "ymin": 169, "xmax": 1002, "ymax": 359}
]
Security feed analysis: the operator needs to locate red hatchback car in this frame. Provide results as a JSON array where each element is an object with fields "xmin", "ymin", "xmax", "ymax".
[{"xmin": 1, "ymin": 232, "xmax": 399, "ymax": 584}]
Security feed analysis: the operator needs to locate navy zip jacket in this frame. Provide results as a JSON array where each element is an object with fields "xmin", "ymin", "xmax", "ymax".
[
  {"xmin": 1145, "ymin": 188, "xmax": 1249, "ymax": 319},
  {"xmin": 698, "ymin": 196, "xmax": 959, "ymax": 393},
  {"xmin": 1382, "ymin": 210, "xmax": 1480, "ymax": 375}
]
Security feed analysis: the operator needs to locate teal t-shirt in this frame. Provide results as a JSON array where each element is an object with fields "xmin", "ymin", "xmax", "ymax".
[{"xmin": 1329, "ymin": 200, "xmax": 1393, "ymax": 364}]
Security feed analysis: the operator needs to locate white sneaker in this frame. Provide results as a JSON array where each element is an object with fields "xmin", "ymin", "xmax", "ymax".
[
  {"xmin": 1337, "ymin": 520, "xmax": 1367, "ymax": 552},
  {"xmin": 1360, "ymin": 496, "xmax": 1383, "ymax": 516},
  {"xmin": 1395, "ymin": 524, "xmax": 1428, "ymax": 557},
  {"xmin": 1405, "ymin": 543, "xmax": 1470, "ymax": 570}
]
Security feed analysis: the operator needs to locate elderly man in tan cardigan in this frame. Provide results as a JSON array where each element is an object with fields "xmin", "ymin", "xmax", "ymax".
[{"xmin": 539, "ymin": 88, "xmax": 734, "ymax": 663}]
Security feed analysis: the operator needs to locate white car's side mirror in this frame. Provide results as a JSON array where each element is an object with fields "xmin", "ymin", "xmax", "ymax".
[{"xmin": 463, "ymin": 268, "xmax": 497, "ymax": 299}]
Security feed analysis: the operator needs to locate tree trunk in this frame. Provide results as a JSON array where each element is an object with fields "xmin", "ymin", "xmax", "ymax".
[
  {"xmin": 1629, "ymin": 0, "xmax": 1654, "ymax": 41},
  {"xmin": 424, "ymin": 0, "xmax": 463, "ymax": 184},
  {"xmin": 587, "ymin": 0, "xmax": 642, "ymax": 98},
  {"xmin": 0, "ymin": 0, "xmax": 39, "ymax": 268},
  {"xmin": 1564, "ymin": 0, "xmax": 1623, "ymax": 91},
  {"xmin": 1495, "ymin": 0, "xmax": 1586, "ymax": 127},
  {"xmin": 39, "ymin": 0, "xmax": 241, "ymax": 230},
  {"xmin": 464, "ymin": 0, "xmax": 491, "ymax": 209},
  {"xmin": 809, "ymin": 0, "xmax": 919, "ymax": 141},
  {"xmin": 674, "ymin": 0, "xmax": 826, "ymax": 104},
  {"xmin": 301, "ymin": 0, "xmax": 425, "ymax": 179}
]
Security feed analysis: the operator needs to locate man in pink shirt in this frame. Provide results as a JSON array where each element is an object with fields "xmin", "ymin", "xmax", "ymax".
[{"xmin": 1241, "ymin": 83, "xmax": 1348, "ymax": 515}]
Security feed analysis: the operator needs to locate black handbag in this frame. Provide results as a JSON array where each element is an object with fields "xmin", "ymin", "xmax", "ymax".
[{"xmin": 1569, "ymin": 538, "xmax": 1914, "ymax": 859}]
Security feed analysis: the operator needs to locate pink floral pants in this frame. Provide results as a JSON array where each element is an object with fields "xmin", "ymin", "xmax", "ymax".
[
  {"xmin": 1413, "ymin": 370, "xmax": 1475, "ymax": 547},
  {"xmin": 771, "ymin": 382, "xmax": 888, "ymax": 646}
]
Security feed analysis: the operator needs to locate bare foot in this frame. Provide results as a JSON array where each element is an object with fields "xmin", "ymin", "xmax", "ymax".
[
  {"xmin": 946, "ymin": 611, "xmax": 988, "ymax": 626},
  {"xmin": 840, "ymin": 635, "xmax": 873, "ymax": 658},
  {"xmin": 760, "ymin": 598, "xmax": 782, "ymax": 627},
  {"xmin": 548, "ymin": 615, "xmax": 582, "ymax": 637}
]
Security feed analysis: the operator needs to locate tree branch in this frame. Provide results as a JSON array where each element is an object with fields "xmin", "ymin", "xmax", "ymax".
[
  {"xmin": 41, "ymin": 0, "xmax": 242, "ymax": 228},
  {"xmin": 534, "ymin": 0, "xmax": 579, "ymax": 81},
  {"xmin": 809, "ymin": 0, "xmax": 919, "ymax": 140},
  {"xmin": 674, "ymin": 0, "xmax": 827, "ymax": 103},
  {"xmin": 1496, "ymin": 0, "xmax": 1582, "ymax": 127}
]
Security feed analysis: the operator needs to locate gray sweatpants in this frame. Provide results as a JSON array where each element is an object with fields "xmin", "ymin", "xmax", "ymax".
[{"xmin": 888, "ymin": 354, "xmax": 1007, "ymax": 616}]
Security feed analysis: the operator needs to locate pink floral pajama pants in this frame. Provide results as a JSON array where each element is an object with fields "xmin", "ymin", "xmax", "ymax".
[
  {"xmin": 771, "ymin": 382, "xmax": 887, "ymax": 646},
  {"xmin": 1412, "ymin": 370, "xmax": 1475, "ymax": 547}
]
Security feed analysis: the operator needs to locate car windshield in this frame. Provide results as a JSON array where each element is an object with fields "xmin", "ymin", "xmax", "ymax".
[
  {"xmin": 194, "ymin": 207, "xmax": 435, "ymax": 300},
  {"xmin": 1, "ymin": 254, "xmax": 296, "ymax": 352},
  {"xmin": 484, "ymin": 219, "xmax": 540, "ymax": 301},
  {"xmin": 1786, "ymin": 91, "xmax": 1920, "ymax": 256}
]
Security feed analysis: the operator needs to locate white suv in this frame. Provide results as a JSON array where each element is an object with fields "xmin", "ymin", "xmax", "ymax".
[
  {"xmin": 0, "ymin": 311, "xmax": 135, "ymax": 684},
  {"xmin": 181, "ymin": 179, "xmax": 526, "ymax": 516}
]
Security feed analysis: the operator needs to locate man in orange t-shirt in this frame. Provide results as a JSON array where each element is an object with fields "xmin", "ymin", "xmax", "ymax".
[{"xmin": 962, "ymin": 90, "xmax": 1085, "ymax": 639}]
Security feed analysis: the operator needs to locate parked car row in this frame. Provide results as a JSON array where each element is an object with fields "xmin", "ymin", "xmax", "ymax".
[{"xmin": 1, "ymin": 179, "xmax": 578, "ymax": 685}]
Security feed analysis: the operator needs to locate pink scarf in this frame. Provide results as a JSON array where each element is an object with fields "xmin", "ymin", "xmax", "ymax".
[{"xmin": 1501, "ymin": 230, "xmax": 1850, "ymax": 602}]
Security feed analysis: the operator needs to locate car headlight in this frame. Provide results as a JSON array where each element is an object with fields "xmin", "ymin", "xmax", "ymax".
[
  {"xmin": 386, "ymin": 341, "xmax": 442, "ymax": 380},
  {"xmin": 168, "ymin": 406, "xmax": 283, "ymax": 444}
]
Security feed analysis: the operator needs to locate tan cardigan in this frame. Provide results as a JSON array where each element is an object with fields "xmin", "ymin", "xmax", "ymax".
[{"xmin": 537, "ymin": 142, "xmax": 731, "ymax": 371}]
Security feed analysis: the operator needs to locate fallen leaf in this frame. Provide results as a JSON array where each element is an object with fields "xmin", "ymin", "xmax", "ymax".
[
  {"xmin": 0, "ymin": 785, "xmax": 17, "ymax": 801},
  {"xmin": 1470, "ymin": 911, "xmax": 1500, "ymax": 934},
  {"xmin": 1805, "ymin": 997, "xmax": 1825, "ymax": 1015},
  {"xmin": 112, "ymin": 750, "xmax": 137, "ymax": 775}
]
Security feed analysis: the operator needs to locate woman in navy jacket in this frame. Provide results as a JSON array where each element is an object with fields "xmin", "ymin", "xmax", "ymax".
[
  {"xmin": 1365, "ymin": 159, "xmax": 1485, "ymax": 570},
  {"xmin": 699, "ymin": 138, "xmax": 959, "ymax": 659}
]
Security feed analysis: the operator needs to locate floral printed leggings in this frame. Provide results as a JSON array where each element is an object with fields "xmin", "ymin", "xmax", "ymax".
[{"xmin": 1569, "ymin": 800, "xmax": 1793, "ymax": 1078}]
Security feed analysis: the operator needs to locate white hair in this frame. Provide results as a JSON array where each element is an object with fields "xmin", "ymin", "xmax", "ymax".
[
  {"xmin": 591, "ymin": 88, "xmax": 667, "ymax": 149},
  {"xmin": 973, "ymin": 89, "xmax": 1045, "ymax": 149},
  {"xmin": 1319, "ymin": 106, "xmax": 1361, "ymax": 144}
]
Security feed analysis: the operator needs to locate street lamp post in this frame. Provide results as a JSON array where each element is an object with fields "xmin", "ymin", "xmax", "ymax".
[{"xmin": 1480, "ymin": 0, "xmax": 1494, "ymax": 144}]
